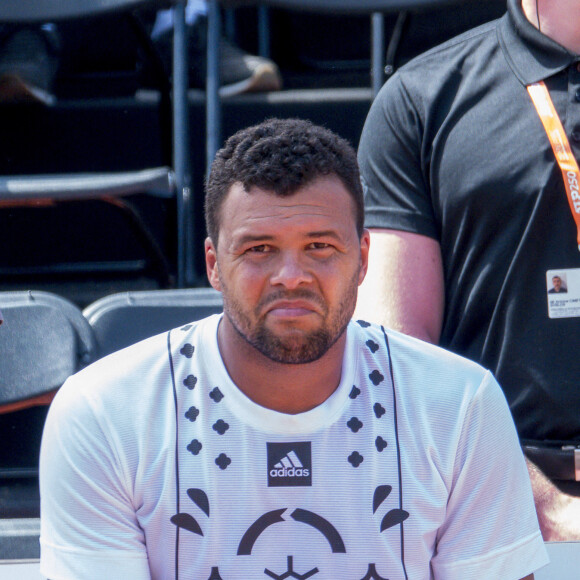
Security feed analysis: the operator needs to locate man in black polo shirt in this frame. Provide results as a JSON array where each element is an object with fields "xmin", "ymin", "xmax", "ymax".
[{"xmin": 356, "ymin": 0, "xmax": 580, "ymax": 540}]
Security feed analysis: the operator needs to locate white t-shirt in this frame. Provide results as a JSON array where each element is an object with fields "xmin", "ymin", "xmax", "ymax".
[{"xmin": 40, "ymin": 316, "xmax": 547, "ymax": 580}]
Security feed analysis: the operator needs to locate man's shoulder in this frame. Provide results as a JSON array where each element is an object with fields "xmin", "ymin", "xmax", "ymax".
[
  {"xmin": 350, "ymin": 320, "xmax": 500, "ymax": 429},
  {"xmin": 378, "ymin": 16, "xmax": 504, "ymax": 108},
  {"xmin": 399, "ymin": 17, "xmax": 501, "ymax": 74},
  {"xmin": 371, "ymin": 15, "xmax": 507, "ymax": 124},
  {"xmin": 57, "ymin": 314, "xmax": 219, "ymax": 405},
  {"xmin": 351, "ymin": 319, "xmax": 489, "ymax": 382}
]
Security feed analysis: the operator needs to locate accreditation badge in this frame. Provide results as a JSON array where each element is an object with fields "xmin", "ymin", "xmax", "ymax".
[{"xmin": 547, "ymin": 268, "xmax": 580, "ymax": 318}]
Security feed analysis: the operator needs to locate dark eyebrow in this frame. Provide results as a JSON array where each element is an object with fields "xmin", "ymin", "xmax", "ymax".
[
  {"xmin": 235, "ymin": 234, "xmax": 275, "ymax": 246},
  {"xmin": 234, "ymin": 230, "xmax": 345, "ymax": 250},
  {"xmin": 309, "ymin": 230, "xmax": 342, "ymax": 239},
  {"xmin": 307, "ymin": 230, "xmax": 346, "ymax": 243}
]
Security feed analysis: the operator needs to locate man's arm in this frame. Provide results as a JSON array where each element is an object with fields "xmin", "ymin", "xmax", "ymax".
[
  {"xmin": 355, "ymin": 228, "xmax": 444, "ymax": 343},
  {"xmin": 527, "ymin": 458, "xmax": 580, "ymax": 541},
  {"xmin": 39, "ymin": 377, "xmax": 151, "ymax": 579},
  {"xmin": 356, "ymin": 231, "xmax": 580, "ymax": 544}
]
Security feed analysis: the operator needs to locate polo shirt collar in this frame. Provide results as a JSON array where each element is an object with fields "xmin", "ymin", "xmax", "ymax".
[{"xmin": 498, "ymin": 0, "xmax": 578, "ymax": 85}]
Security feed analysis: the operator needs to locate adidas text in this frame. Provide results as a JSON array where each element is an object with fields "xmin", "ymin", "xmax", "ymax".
[{"xmin": 270, "ymin": 467, "xmax": 310, "ymax": 478}]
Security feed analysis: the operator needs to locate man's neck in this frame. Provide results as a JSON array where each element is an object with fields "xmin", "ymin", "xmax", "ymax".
[
  {"xmin": 217, "ymin": 317, "xmax": 346, "ymax": 414},
  {"xmin": 521, "ymin": 0, "xmax": 580, "ymax": 54}
]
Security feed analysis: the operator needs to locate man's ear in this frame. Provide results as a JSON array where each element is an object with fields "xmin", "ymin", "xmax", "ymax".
[
  {"xmin": 358, "ymin": 229, "xmax": 371, "ymax": 286},
  {"xmin": 205, "ymin": 237, "xmax": 221, "ymax": 291}
]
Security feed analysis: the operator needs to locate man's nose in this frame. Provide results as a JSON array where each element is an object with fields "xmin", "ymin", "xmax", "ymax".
[{"xmin": 269, "ymin": 251, "xmax": 313, "ymax": 289}]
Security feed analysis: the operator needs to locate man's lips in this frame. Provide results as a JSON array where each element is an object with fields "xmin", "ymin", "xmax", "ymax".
[{"xmin": 265, "ymin": 300, "xmax": 320, "ymax": 317}]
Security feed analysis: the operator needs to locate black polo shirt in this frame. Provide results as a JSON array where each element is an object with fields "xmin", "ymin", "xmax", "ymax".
[{"xmin": 359, "ymin": 0, "xmax": 580, "ymax": 440}]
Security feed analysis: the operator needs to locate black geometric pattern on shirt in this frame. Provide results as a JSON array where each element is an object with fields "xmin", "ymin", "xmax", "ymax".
[
  {"xmin": 215, "ymin": 452, "xmax": 231, "ymax": 470},
  {"xmin": 185, "ymin": 406, "xmax": 200, "ymax": 422},
  {"xmin": 373, "ymin": 485, "xmax": 392, "ymax": 513},
  {"xmin": 373, "ymin": 484, "xmax": 409, "ymax": 532},
  {"xmin": 184, "ymin": 374, "xmax": 197, "ymax": 390},
  {"xmin": 375, "ymin": 436, "xmax": 388, "ymax": 452},
  {"xmin": 187, "ymin": 439, "xmax": 202, "ymax": 455},
  {"xmin": 348, "ymin": 451, "xmax": 364, "ymax": 467},
  {"xmin": 238, "ymin": 558, "xmax": 385, "ymax": 579},
  {"xmin": 180, "ymin": 343, "xmax": 194, "ymax": 358},
  {"xmin": 238, "ymin": 508, "xmax": 346, "ymax": 555},
  {"xmin": 175, "ymin": 331, "xmax": 402, "ymax": 575},
  {"xmin": 207, "ymin": 567, "xmax": 223, "ymax": 580},
  {"xmin": 264, "ymin": 555, "xmax": 319, "ymax": 579},
  {"xmin": 170, "ymin": 511, "xmax": 203, "ymax": 535},
  {"xmin": 356, "ymin": 319, "xmax": 371, "ymax": 328},
  {"xmin": 210, "ymin": 386, "xmax": 224, "ymax": 402},
  {"xmin": 366, "ymin": 339, "xmax": 379, "ymax": 353},
  {"xmin": 359, "ymin": 563, "xmax": 389, "ymax": 580},
  {"xmin": 213, "ymin": 419, "xmax": 229, "ymax": 435},
  {"xmin": 369, "ymin": 370, "xmax": 384, "ymax": 386},
  {"xmin": 172, "ymin": 492, "xmax": 400, "ymax": 577},
  {"xmin": 347, "ymin": 416, "xmax": 363, "ymax": 433},
  {"xmin": 170, "ymin": 488, "xmax": 209, "ymax": 536},
  {"xmin": 187, "ymin": 487, "xmax": 210, "ymax": 516}
]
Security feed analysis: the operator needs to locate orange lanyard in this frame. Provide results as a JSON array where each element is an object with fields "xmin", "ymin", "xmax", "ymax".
[{"xmin": 528, "ymin": 81, "xmax": 580, "ymax": 251}]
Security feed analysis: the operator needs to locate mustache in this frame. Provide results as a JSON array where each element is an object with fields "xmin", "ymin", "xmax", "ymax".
[{"xmin": 257, "ymin": 289, "xmax": 326, "ymax": 310}]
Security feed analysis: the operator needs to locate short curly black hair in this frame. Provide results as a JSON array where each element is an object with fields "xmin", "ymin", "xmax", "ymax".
[{"xmin": 205, "ymin": 118, "xmax": 364, "ymax": 245}]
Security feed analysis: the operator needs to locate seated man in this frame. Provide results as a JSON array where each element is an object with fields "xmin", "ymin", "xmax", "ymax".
[{"xmin": 40, "ymin": 118, "xmax": 547, "ymax": 579}]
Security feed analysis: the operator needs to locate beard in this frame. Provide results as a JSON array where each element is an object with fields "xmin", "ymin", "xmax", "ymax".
[
  {"xmin": 247, "ymin": 318, "xmax": 340, "ymax": 364},
  {"xmin": 220, "ymin": 273, "xmax": 359, "ymax": 365}
]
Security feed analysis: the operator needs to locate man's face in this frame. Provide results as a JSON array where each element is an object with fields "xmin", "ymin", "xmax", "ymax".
[
  {"xmin": 205, "ymin": 175, "xmax": 369, "ymax": 364},
  {"xmin": 553, "ymin": 276, "xmax": 562, "ymax": 291}
]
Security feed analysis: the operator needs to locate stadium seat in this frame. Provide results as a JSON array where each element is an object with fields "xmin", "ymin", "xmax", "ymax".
[
  {"xmin": 83, "ymin": 287, "xmax": 223, "ymax": 358},
  {"xmin": 0, "ymin": 290, "xmax": 96, "ymax": 415},
  {"xmin": 0, "ymin": 0, "xmax": 196, "ymax": 299},
  {"xmin": 204, "ymin": 0, "xmax": 503, "ymax": 165},
  {"xmin": 0, "ymin": 290, "xmax": 97, "ymax": 520}
]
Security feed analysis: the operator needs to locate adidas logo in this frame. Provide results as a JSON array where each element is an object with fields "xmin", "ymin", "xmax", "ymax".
[
  {"xmin": 270, "ymin": 451, "xmax": 310, "ymax": 478},
  {"xmin": 267, "ymin": 442, "xmax": 312, "ymax": 487}
]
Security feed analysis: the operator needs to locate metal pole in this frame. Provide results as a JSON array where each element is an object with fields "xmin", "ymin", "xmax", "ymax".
[
  {"xmin": 206, "ymin": 0, "xmax": 221, "ymax": 178},
  {"xmin": 257, "ymin": 5, "xmax": 271, "ymax": 58},
  {"xmin": 173, "ymin": 0, "xmax": 191, "ymax": 287},
  {"xmin": 371, "ymin": 12, "xmax": 385, "ymax": 97}
]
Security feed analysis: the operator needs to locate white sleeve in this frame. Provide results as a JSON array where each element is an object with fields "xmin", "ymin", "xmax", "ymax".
[
  {"xmin": 431, "ymin": 372, "xmax": 548, "ymax": 580},
  {"xmin": 39, "ymin": 377, "xmax": 151, "ymax": 580}
]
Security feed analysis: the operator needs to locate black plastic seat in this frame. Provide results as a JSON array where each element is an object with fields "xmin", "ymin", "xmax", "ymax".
[
  {"xmin": 0, "ymin": 290, "xmax": 96, "ymax": 414},
  {"xmin": 84, "ymin": 287, "xmax": 223, "ymax": 358},
  {"xmin": 0, "ymin": 290, "xmax": 97, "ymax": 524}
]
